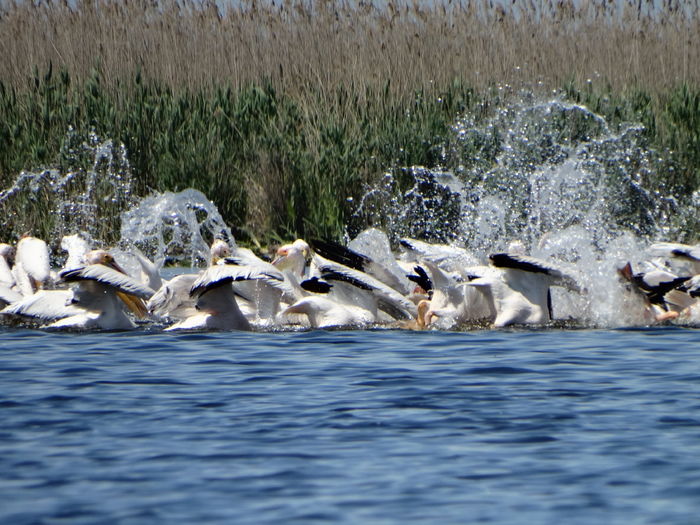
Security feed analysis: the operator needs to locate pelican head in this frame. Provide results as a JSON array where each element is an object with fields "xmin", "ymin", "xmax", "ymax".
[
  {"xmin": 272, "ymin": 239, "xmax": 311, "ymax": 276},
  {"xmin": 85, "ymin": 250, "xmax": 126, "ymax": 274},
  {"xmin": 210, "ymin": 239, "xmax": 231, "ymax": 264}
]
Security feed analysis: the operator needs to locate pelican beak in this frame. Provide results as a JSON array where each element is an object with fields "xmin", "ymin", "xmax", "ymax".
[
  {"xmin": 117, "ymin": 292, "xmax": 149, "ymax": 319},
  {"xmin": 104, "ymin": 258, "xmax": 127, "ymax": 275},
  {"xmin": 272, "ymin": 248, "xmax": 289, "ymax": 268}
]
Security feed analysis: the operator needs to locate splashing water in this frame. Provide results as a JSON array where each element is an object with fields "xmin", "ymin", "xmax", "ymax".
[
  {"xmin": 0, "ymin": 130, "xmax": 134, "ymax": 257},
  {"xmin": 119, "ymin": 188, "xmax": 235, "ymax": 267},
  {"xmin": 0, "ymin": 128, "xmax": 234, "ymax": 267},
  {"xmin": 350, "ymin": 95, "xmax": 697, "ymax": 327}
]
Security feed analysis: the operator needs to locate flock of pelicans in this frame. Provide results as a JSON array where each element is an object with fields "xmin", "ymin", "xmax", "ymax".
[{"xmin": 0, "ymin": 229, "xmax": 699, "ymax": 331}]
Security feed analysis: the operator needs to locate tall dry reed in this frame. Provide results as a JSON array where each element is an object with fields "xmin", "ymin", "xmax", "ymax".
[{"xmin": 1, "ymin": 0, "xmax": 698, "ymax": 100}]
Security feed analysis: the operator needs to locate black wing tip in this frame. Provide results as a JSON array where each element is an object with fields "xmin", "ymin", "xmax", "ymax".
[
  {"xmin": 300, "ymin": 277, "xmax": 333, "ymax": 294},
  {"xmin": 320, "ymin": 270, "xmax": 374, "ymax": 291},
  {"xmin": 406, "ymin": 265, "xmax": 433, "ymax": 292},
  {"xmin": 310, "ymin": 239, "xmax": 369, "ymax": 271},
  {"xmin": 59, "ymin": 267, "xmax": 84, "ymax": 281},
  {"xmin": 489, "ymin": 253, "xmax": 550, "ymax": 274}
]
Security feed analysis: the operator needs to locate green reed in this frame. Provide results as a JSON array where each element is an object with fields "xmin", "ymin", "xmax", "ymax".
[{"xmin": 0, "ymin": 68, "xmax": 474, "ymax": 245}]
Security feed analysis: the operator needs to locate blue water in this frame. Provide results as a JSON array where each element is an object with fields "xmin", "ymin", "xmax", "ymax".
[{"xmin": 1, "ymin": 327, "xmax": 700, "ymax": 524}]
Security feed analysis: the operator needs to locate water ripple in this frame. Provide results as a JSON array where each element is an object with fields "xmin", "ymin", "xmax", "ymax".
[{"xmin": 2, "ymin": 328, "xmax": 700, "ymax": 523}]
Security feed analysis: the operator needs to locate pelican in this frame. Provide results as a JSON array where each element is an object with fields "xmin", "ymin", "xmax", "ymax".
[
  {"xmin": 282, "ymin": 295, "xmax": 375, "ymax": 329},
  {"xmin": 12, "ymin": 236, "xmax": 52, "ymax": 296},
  {"xmin": 2, "ymin": 249, "xmax": 154, "ymax": 330},
  {"xmin": 617, "ymin": 262, "xmax": 691, "ymax": 323},
  {"xmin": 420, "ymin": 260, "xmax": 495, "ymax": 328},
  {"xmin": 311, "ymin": 237, "xmax": 411, "ymax": 294},
  {"xmin": 467, "ymin": 253, "xmax": 582, "ymax": 327},
  {"xmin": 313, "ymin": 252, "xmax": 417, "ymax": 322},
  {"xmin": 165, "ymin": 263, "xmax": 284, "ymax": 331}
]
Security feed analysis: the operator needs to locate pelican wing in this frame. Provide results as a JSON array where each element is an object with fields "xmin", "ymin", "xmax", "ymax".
[
  {"xmin": 0, "ymin": 284, "xmax": 23, "ymax": 306},
  {"xmin": 60, "ymin": 265, "xmax": 155, "ymax": 299},
  {"xmin": 191, "ymin": 264, "xmax": 284, "ymax": 297},
  {"xmin": 1, "ymin": 289, "xmax": 81, "ymax": 321},
  {"xmin": 314, "ymin": 255, "xmax": 417, "ymax": 320},
  {"xmin": 131, "ymin": 247, "xmax": 163, "ymax": 291},
  {"xmin": 400, "ymin": 238, "xmax": 479, "ymax": 271},
  {"xmin": 489, "ymin": 253, "xmax": 581, "ymax": 292},
  {"xmin": 407, "ymin": 265, "xmax": 433, "ymax": 293}
]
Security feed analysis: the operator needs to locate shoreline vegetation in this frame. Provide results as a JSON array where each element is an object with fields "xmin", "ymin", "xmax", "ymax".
[{"xmin": 1, "ymin": 0, "xmax": 700, "ymax": 247}]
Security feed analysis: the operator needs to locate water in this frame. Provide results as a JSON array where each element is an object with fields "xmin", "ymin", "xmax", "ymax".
[{"xmin": 2, "ymin": 327, "xmax": 700, "ymax": 524}]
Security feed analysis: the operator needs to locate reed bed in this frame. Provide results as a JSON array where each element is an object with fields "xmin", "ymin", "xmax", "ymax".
[
  {"xmin": 1, "ymin": 0, "xmax": 700, "ymax": 244},
  {"xmin": 2, "ymin": 0, "xmax": 698, "ymax": 97}
]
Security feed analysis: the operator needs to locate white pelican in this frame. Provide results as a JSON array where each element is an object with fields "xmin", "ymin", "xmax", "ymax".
[
  {"xmin": 282, "ymin": 295, "xmax": 375, "ymax": 329},
  {"xmin": 2, "ymin": 249, "xmax": 154, "ymax": 330},
  {"xmin": 147, "ymin": 273, "xmax": 199, "ymax": 321},
  {"xmin": 311, "ymin": 237, "xmax": 411, "ymax": 294},
  {"xmin": 420, "ymin": 261, "xmax": 495, "ymax": 328},
  {"xmin": 617, "ymin": 262, "xmax": 691, "ymax": 323},
  {"xmin": 467, "ymin": 253, "xmax": 582, "ymax": 327},
  {"xmin": 148, "ymin": 239, "xmax": 290, "ymax": 325},
  {"xmin": 313, "ymin": 252, "xmax": 417, "ymax": 322},
  {"xmin": 165, "ymin": 263, "xmax": 284, "ymax": 331},
  {"xmin": 12, "ymin": 236, "xmax": 52, "ymax": 296}
]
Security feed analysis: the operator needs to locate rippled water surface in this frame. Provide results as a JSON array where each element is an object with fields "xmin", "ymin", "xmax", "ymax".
[{"xmin": 2, "ymin": 327, "xmax": 700, "ymax": 524}]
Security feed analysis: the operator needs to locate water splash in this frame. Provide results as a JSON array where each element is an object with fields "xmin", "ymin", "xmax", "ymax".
[
  {"xmin": 350, "ymin": 94, "xmax": 696, "ymax": 327},
  {"xmin": 0, "ymin": 129, "xmax": 134, "ymax": 257},
  {"xmin": 119, "ymin": 188, "xmax": 235, "ymax": 267}
]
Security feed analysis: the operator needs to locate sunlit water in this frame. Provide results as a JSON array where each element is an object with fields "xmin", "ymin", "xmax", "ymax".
[{"xmin": 2, "ymin": 327, "xmax": 700, "ymax": 524}]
